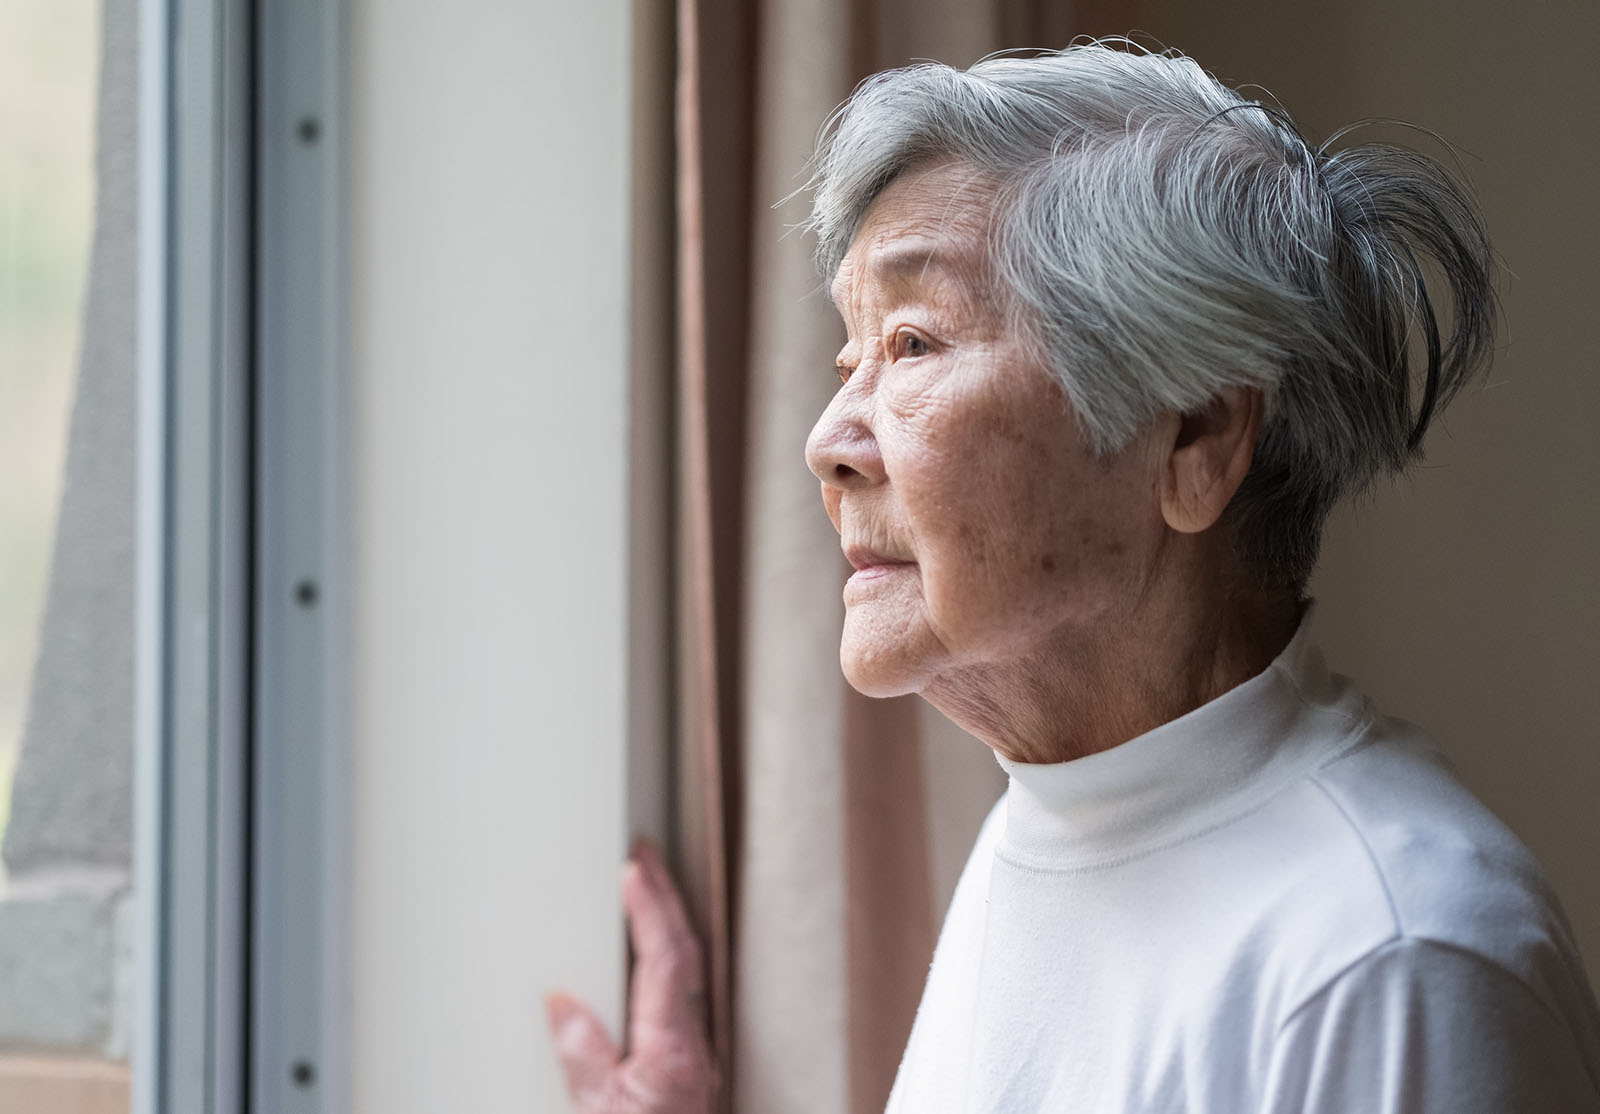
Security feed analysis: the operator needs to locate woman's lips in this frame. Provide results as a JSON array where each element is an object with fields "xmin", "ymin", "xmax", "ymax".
[
  {"xmin": 843, "ymin": 544, "xmax": 913, "ymax": 571},
  {"xmin": 842, "ymin": 545, "xmax": 914, "ymax": 591}
]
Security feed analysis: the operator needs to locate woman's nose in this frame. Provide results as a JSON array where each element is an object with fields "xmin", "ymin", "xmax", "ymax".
[{"xmin": 805, "ymin": 388, "xmax": 884, "ymax": 490}]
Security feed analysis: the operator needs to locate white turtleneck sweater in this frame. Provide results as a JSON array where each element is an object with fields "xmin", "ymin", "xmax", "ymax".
[{"xmin": 886, "ymin": 621, "xmax": 1600, "ymax": 1113}]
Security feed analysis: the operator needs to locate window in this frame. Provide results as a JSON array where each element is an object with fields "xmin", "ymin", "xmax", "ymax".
[{"xmin": 0, "ymin": 0, "xmax": 135, "ymax": 1109}]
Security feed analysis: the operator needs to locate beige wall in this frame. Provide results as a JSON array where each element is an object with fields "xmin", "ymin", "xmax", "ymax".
[
  {"xmin": 1138, "ymin": 0, "xmax": 1600, "ymax": 970},
  {"xmin": 347, "ymin": 2, "xmax": 656, "ymax": 1111}
]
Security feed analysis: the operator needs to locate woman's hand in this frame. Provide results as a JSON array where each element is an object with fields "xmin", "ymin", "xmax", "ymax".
[{"xmin": 546, "ymin": 841, "xmax": 717, "ymax": 1113}]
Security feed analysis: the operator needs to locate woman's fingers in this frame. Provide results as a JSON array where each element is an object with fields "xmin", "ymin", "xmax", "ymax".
[
  {"xmin": 633, "ymin": 841, "xmax": 699, "ymax": 950},
  {"xmin": 544, "ymin": 847, "xmax": 715, "ymax": 1113},
  {"xmin": 624, "ymin": 841, "xmax": 709, "ymax": 1050},
  {"xmin": 546, "ymin": 991, "xmax": 620, "ymax": 1108}
]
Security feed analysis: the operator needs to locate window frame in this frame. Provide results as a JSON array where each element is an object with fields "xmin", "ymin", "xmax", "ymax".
[{"xmin": 136, "ymin": 0, "xmax": 345, "ymax": 1110}]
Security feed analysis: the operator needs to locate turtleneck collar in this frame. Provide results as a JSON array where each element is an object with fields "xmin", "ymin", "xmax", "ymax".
[{"xmin": 994, "ymin": 610, "xmax": 1373, "ymax": 870}]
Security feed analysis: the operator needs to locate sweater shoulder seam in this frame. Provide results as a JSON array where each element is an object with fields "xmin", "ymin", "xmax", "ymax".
[
  {"xmin": 1274, "ymin": 934, "xmax": 1585, "ymax": 1056},
  {"xmin": 1307, "ymin": 773, "xmax": 1405, "ymax": 934}
]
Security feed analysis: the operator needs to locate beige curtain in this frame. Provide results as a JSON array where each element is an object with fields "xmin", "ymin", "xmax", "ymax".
[{"xmin": 675, "ymin": 3, "xmax": 1135, "ymax": 1112}]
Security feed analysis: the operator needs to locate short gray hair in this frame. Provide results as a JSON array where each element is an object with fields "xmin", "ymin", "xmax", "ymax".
[{"xmin": 804, "ymin": 42, "xmax": 1496, "ymax": 592}]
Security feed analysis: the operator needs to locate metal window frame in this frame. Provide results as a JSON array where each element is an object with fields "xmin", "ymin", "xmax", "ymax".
[
  {"xmin": 135, "ymin": 0, "xmax": 255, "ymax": 1109},
  {"xmin": 252, "ymin": 0, "xmax": 347, "ymax": 1109},
  {"xmin": 136, "ymin": 0, "xmax": 344, "ymax": 1109}
]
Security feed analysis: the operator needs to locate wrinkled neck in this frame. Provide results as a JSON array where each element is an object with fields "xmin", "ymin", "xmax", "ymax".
[{"xmin": 923, "ymin": 568, "xmax": 1301, "ymax": 765}]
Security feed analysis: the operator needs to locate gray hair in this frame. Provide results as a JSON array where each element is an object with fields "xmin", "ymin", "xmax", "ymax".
[{"xmin": 804, "ymin": 42, "xmax": 1497, "ymax": 593}]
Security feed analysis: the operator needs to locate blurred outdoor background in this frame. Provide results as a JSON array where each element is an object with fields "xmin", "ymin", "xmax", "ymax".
[{"xmin": 0, "ymin": 0, "xmax": 97, "ymax": 893}]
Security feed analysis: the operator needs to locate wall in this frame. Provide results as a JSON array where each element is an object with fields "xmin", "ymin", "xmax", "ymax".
[
  {"xmin": 347, "ymin": 2, "xmax": 659, "ymax": 1110},
  {"xmin": 1139, "ymin": 0, "xmax": 1600, "ymax": 970}
]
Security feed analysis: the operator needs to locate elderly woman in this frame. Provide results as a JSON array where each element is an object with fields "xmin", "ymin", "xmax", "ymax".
[{"xmin": 548, "ymin": 44, "xmax": 1600, "ymax": 1112}]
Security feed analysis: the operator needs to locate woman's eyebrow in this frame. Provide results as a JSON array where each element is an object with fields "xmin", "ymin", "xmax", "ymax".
[
  {"xmin": 831, "ymin": 242, "xmax": 978, "ymax": 313},
  {"xmin": 865, "ymin": 241, "xmax": 958, "ymax": 289}
]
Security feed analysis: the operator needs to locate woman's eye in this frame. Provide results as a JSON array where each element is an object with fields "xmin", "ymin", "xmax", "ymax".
[{"xmin": 896, "ymin": 331, "xmax": 931, "ymax": 359}]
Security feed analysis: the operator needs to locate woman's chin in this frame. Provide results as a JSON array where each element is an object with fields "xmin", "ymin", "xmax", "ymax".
[{"xmin": 839, "ymin": 639, "xmax": 926, "ymax": 699}]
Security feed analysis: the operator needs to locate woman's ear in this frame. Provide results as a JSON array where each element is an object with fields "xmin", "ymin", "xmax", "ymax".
[{"xmin": 1159, "ymin": 386, "xmax": 1263, "ymax": 534}]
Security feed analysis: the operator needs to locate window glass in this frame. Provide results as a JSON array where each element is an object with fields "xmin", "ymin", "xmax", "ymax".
[{"xmin": 0, "ymin": 0, "xmax": 135, "ymax": 1108}]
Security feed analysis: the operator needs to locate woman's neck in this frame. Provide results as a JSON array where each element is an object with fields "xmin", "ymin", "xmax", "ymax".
[{"xmin": 922, "ymin": 573, "xmax": 1302, "ymax": 766}]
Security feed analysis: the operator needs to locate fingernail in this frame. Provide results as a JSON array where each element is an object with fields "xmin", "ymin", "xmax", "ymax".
[
  {"xmin": 625, "ymin": 839, "xmax": 644, "ymax": 875},
  {"xmin": 546, "ymin": 992, "xmax": 579, "ymax": 1032}
]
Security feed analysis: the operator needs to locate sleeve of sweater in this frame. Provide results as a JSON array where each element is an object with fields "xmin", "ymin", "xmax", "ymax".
[{"xmin": 1258, "ymin": 937, "xmax": 1600, "ymax": 1114}]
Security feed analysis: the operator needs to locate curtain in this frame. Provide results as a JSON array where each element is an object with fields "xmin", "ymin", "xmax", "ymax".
[{"xmin": 675, "ymin": 3, "xmax": 1135, "ymax": 1112}]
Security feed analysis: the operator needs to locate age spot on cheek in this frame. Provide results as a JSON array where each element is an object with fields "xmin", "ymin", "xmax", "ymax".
[{"xmin": 1040, "ymin": 554, "xmax": 1056, "ymax": 572}]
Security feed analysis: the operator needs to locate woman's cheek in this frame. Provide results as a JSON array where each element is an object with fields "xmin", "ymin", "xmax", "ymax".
[{"xmin": 914, "ymin": 520, "xmax": 997, "ymax": 645}]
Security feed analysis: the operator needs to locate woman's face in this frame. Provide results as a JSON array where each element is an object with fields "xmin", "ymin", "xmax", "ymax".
[{"xmin": 805, "ymin": 161, "xmax": 1168, "ymax": 698}]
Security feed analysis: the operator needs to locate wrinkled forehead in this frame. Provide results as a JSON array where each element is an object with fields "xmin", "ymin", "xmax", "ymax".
[{"xmin": 828, "ymin": 161, "xmax": 1004, "ymax": 308}]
